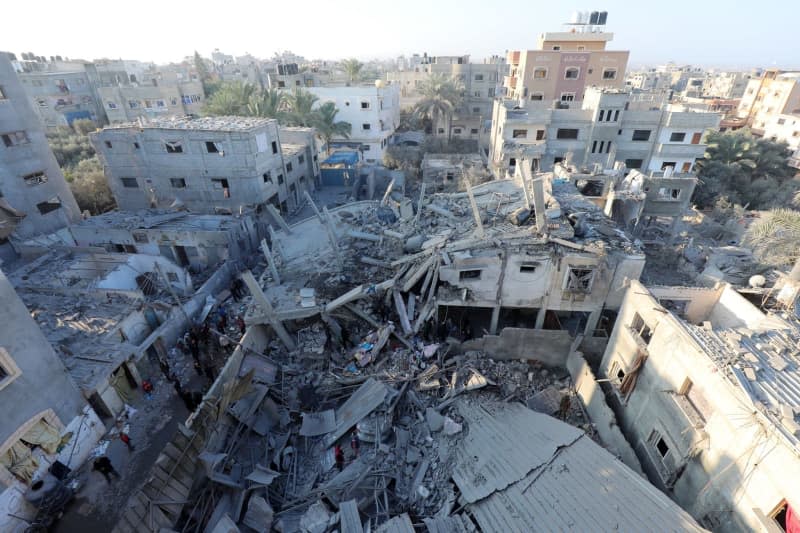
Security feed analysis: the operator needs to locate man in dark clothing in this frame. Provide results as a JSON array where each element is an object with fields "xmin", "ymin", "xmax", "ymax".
[
  {"xmin": 334, "ymin": 445, "xmax": 345, "ymax": 471},
  {"xmin": 236, "ymin": 315, "xmax": 246, "ymax": 336},
  {"xmin": 350, "ymin": 430, "xmax": 360, "ymax": 458},
  {"xmin": 92, "ymin": 456, "xmax": 120, "ymax": 483}
]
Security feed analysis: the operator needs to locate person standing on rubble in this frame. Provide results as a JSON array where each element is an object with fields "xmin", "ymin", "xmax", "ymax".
[
  {"xmin": 350, "ymin": 429, "xmax": 360, "ymax": 458},
  {"xmin": 334, "ymin": 444, "xmax": 345, "ymax": 471},
  {"xmin": 117, "ymin": 420, "xmax": 134, "ymax": 452}
]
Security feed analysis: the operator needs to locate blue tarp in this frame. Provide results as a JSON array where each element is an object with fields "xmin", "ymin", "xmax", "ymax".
[{"xmin": 323, "ymin": 151, "xmax": 359, "ymax": 166}]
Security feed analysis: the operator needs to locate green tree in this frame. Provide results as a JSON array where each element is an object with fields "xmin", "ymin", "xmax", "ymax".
[
  {"xmin": 743, "ymin": 208, "xmax": 800, "ymax": 268},
  {"xmin": 285, "ymin": 89, "xmax": 319, "ymax": 127},
  {"xmin": 341, "ymin": 58, "xmax": 363, "ymax": 84},
  {"xmin": 64, "ymin": 156, "xmax": 116, "ymax": 214},
  {"xmin": 313, "ymin": 102, "xmax": 351, "ymax": 154},
  {"xmin": 412, "ymin": 75, "xmax": 464, "ymax": 140},
  {"xmin": 694, "ymin": 129, "xmax": 797, "ymax": 209},
  {"xmin": 47, "ymin": 125, "xmax": 95, "ymax": 167},
  {"xmin": 247, "ymin": 88, "xmax": 286, "ymax": 120},
  {"xmin": 203, "ymin": 82, "xmax": 257, "ymax": 116}
]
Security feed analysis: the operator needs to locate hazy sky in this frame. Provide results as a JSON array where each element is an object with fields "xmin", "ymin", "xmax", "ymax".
[{"xmin": 3, "ymin": 0, "xmax": 797, "ymax": 69}]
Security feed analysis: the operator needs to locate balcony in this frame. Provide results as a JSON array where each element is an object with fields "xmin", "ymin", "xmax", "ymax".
[{"xmin": 655, "ymin": 143, "xmax": 706, "ymax": 157}]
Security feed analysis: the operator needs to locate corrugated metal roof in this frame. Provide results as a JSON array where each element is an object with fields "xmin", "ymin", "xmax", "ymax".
[
  {"xmin": 423, "ymin": 514, "xmax": 477, "ymax": 533},
  {"xmin": 458, "ymin": 402, "xmax": 706, "ymax": 532},
  {"xmin": 376, "ymin": 513, "xmax": 415, "ymax": 533},
  {"xmin": 325, "ymin": 378, "xmax": 389, "ymax": 447},
  {"xmin": 452, "ymin": 401, "xmax": 583, "ymax": 503}
]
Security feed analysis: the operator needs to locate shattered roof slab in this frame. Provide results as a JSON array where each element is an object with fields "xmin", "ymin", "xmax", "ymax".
[
  {"xmin": 102, "ymin": 115, "xmax": 275, "ymax": 132},
  {"xmin": 325, "ymin": 378, "xmax": 389, "ymax": 446},
  {"xmin": 451, "ymin": 401, "xmax": 583, "ymax": 503},
  {"xmin": 423, "ymin": 514, "xmax": 477, "ymax": 533},
  {"xmin": 376, "ymin": 513, "xmax": 415, "ymax": 533},
  {"xmin": 453, "ymin": 401, "xmax": 706, "ymax": 532}
]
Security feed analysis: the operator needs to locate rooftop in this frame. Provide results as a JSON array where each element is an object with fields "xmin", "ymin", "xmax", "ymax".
[
  {"xmin": 102, "ymin": 115, "xmax": 276, "ymax": 132},
  {"xmin": 281, "ymin": 143, "xmax": 306, "ymax": 157},
  {"xmin": 72, "ymin": 210, "xmax": 248, "ymax": 232}
]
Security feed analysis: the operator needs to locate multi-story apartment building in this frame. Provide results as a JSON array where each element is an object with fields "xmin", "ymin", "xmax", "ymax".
[
  {"xmin": 306, "ymin": 83, "xmax": 400, "ymax": 163},
  {"xmin": 90, "ymin": 116, "xmax": 319, "ymax": 219},
  {"xmin": 762, "ymin": 112, "xmax": 800, "ymax": 170},
  {"xmin": 13, "ymin": 57, "xmax": 106, "ymax": 127},
  {"xmin": 701, "ymin": 71, "xmax": 753, "ymax": 99},
  {"xmin": 490, "ymin": 87, "xmax": 721, "ymax": 175},
  {"xmin": 598, "ymin": 279, "xmax": 800, "ymax": 532},
  {"xmin": 738, "ymin": 70, "xmax": 800, "ymax": 134},
  {"xmin": 504, "ymin": 21, "xmax": 629, "ymax": 104},
  {"xmin": 0, "ymin": 52, "xmax": 81, "ymax": 260},
  {"xmin": 97, "ymin": 80, "xmax": 204, "ymax": 123},
  {"xmin": 386, "ymin": 54, "xmax": 505, "ymax": 141},
  {"xmin": 625, "ymin": 70, "xmax": 672, "ymax": 92}
]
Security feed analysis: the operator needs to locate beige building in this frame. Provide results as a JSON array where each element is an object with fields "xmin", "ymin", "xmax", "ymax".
[
  {"xmin": 504, "ymin": 27, "xmax": 629, "ymax": 104},
  {"xmin": 97, "ymin": 80, "xmax": 204, "ymax": 123},
  {"xmin": 599, "ymin": 279, "xmax": 800, "ymax": 532},
  {"xmin": 738, "ymin": 70, "xmax": 800, "ymax": 134}
]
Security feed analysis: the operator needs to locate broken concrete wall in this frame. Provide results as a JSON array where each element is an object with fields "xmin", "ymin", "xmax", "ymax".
[
  {"xmin": 649, "ymin": 285, "xmax": 722, "ymax": 324},
  {"xmin": 97, "ymin": 254, "xmax": 191, "ymax": 295},
  {"xmin": 708, "ymin": 284, "xmax": 767, "ymax": 330},
  {"xmin": 640, "ymin": 176, "xmax": 697, "ymax": 218},
  {"xmin": 461, "ymin": 327, "xmax": 572, "ymax": 366},
  {"xmin": 566, "ymin": 348, "xmax": 643, "ymax": 474}
]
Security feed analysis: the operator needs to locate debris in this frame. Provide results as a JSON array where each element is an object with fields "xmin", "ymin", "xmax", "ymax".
[
  {"xmin": 426, "ymin": 408, "xmax": 445, "ymax": 432},
  {"xmin": 442, "ymin": 417, "xmax": 462, "ymax": 436}
]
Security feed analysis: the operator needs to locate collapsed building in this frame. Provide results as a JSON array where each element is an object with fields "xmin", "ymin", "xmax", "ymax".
[
  {"xmin": 107, "ymin": 162, "xmax": 710, "ymax": 531},
  {"xmin": 598, "ymin": 279, "xmax": 800, "ymax": 532}
]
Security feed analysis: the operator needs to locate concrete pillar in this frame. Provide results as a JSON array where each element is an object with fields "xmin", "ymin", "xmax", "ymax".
[
  {"xmin": 583, "ymin": 309, "xmax": 602, "ymax": 337},
  {"xmin": 241, "ymin": 270, "xmax": 296, "ymax": 350},
  {"xmin": 466, "ymin": 183, "xmax": 485, "ymax": 238},
  {"xmin": 260, "ymin": 238, "xmax": 281, "ymax": 285},
  {"xmin": 532, "ymin": 178, "xmax": 546, "ymax": 232},
  {"xmin": 535, "ymin": 307, "xmax": 546, "ymax": 329},
  {"xmin": 489, "ymin": 305, "xmax": 501, "ymax": 335}
]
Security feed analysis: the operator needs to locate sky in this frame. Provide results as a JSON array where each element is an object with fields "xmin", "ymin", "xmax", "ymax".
[{"xmin": 2, "ymin": 0, "xmax": 798, "ymax": 69}]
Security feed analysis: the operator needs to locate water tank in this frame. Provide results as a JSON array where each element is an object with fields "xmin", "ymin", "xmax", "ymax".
[
  {"xmin": 589, "ymin": 11, "xmax": 600, "ymax": 24},
  {"xmin": 598, "ymin": 11, "xmax": 608, "ymax": 25},
  {"xmin": 375, "ymin": 79, "xmax": 385, "ymax": 89},
  {"xmin": 580, "ymin": 11, "xmax": 590, "ymax": 24},
  {"xmin": 570, "ymin": 11, "xmax": 581, "ymax": 24}
]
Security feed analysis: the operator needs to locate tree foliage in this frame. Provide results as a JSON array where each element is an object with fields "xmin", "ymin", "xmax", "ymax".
[
  {"xmin": 340, "ymin": 58, "xmax": 364, "ymax": 83},
  {"xmin": 743, "ymin": 208, "xmax": 800, "ymax": 268},
  {"xmin": 693, "ymin": 129, "xmax": 798, "ymax": 209},
  {"xmin": 313, "ymin": 102, "xmax": 351, "ymax": 154},
  {"xmin": 47, "ymin": 123, "xmax": 96, "ymax": 167},
  {"xmin": 64, "ymin": 156, "xmax": 115, "ymax": 215},
  {"xmin": 412, "ymin": 75, "xmax": 464, "ymax": 140}
]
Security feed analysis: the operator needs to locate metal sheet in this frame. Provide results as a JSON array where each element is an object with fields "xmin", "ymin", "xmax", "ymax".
[
  {"xmin": 325, "ymin": 378, "xmax": 389, "ymax": 447},
  {"xmin": 300, "ymin": 409, "xmax": 336, "ymax": 437}
]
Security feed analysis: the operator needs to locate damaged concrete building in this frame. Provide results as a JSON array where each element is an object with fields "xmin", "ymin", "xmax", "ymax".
[
  {"xmin": 0, "ymin": 269, "xmax": 105, "ymax": 531},
  {"xmin": 598, "ymin": 279, "xmax": 800, "ymax": 531},
  {"xmin": 490, "ymin": 86, "xmax": 721, "ymax": 175},
  {"xmin": 0, "ymin": 51, "xmax": 81, "ymax": 262},
  {"xmin": 69, "ymin": 210, "xmax": 259, "ymax": 270},
  {"xmin": 90, "ymin": 116, "xmax": 321, "ymax": 217}
]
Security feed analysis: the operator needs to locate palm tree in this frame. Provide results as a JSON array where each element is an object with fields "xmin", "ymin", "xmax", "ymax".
[
  {"xmin": 412, "ymin": 75, "xmax": 464, "ymax": 140},
  {"xmin": 743, "ymin": 208, "xmax": 800, "ymax": 268},
  {"xmin": 285, "ymin": 89, "xmax": 319, "ymax": 127},
  {"xmin": 696, "ymin": 130, "xmax": 759, "ymax": 175},
  {"xmin": 313, "ymin": 102, "xmax": 351, "ymax": 154},
  {"xmin": 247, "ymin": 88, "xmax": 286, "ymax": 120},
  {"xmin": 341, "ymin": 58, "xmax": 363, "ymax": 84},
  {"xmin": 203, "ymin": 81, "xmax": 257, "ymax": 116}
]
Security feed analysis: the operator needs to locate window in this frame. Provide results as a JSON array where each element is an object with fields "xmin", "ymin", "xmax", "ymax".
[
  {"xmin": 630, "ymin": 312, "xmax": 652, "ymax": 344},
  {"xmin": 565, "ymin": 267, "xmax": 595, "ymax": 292},
  {"xmin": 128, "ymin": 100, "xmax": 140, "ymax": 109},
  {"xmin": 277, "ymin": 174, "xmax": 284, "ymax": 185},
  {"xmin": 565, "ymin": 67, "xmax": 580, "ymax": 79},
  {"xmin": 657, "ymin": 187, "xmax": 681, "ymax": 200},
  {"xmin": 509, "ymin": 157, "xmax": 517, "ymax": 167},
  {"xmin": 474, "ymin": 74, "xmax": 484, "ymax": 81},
  {"xmin": 625, "ymin": 158, "xmax": 643, "ymax": 169},
  {"xmin": 360, "ymin": 101, "xmax": 370, "ymax": 109},
  {"xmin": 591, "ymin": 140, "xmax": 598, "ymax": 153},
  {"xmin": 669, "ymin": 132, "xmax": 686, "ymax": 142},
  {"xmin": 121, "ymin": 177, "xmax": 138, "ymax": 188},
  {"xmin": 602, "ymin": 69, "xmax": 617, "ymax": 80},
  {"xmin": 614, "ymin": 110, "xmax": 620, "ymax": 121},
  {"xmin": 362, "ymin": 123, "xmax": 371, "ymax": 130},
  {"xmin": 552, "ymin": 46, "xmax": 561, "ymax": 51},
  {"xmin": 277, "ymin": 81, "xmax": 286, "ymax": 88},
  {"xmin": 767, "ymin": 500, "xmax": 790, "ymax": 532},
  {"xmin": 134, "ymin": 142, "xmax": 140, "ymax": 149},
  {"xmin": 2, "ymin": 131, "xmax": 29, "ymax": 147},
  {"xmin": 170, "ymin": 178, "xmax": 186, "ymax": 188},
  {"xmin": 632, "ymin": 129, "xmax": 651, "ymax": 141},
  {"xmin": 459, "ymin": 269, "xmax": 482, "ymax": 280},
  {"xmin": 286, "ymin": 162, "xmax": 293, "ymax": 172},
  {"xmin": 473, "ymin": 91, "xmax": 481, "ymax": 97},
  {"xmin": 512, "ymin": 129, "xmax": 528, "ymax": 139},
  {"xmin": 23, "ymin": 171, "xmax": 48, "ymax": 186},
  {"xmin": 599, "ymin": 110, "xmax": 605, "ymax": 121},
  {"xmin": 610, "ymin": 360, "xmax": 626, "ymax": 385},
  {"xmin": 269, "ymin": 141, "xmax": 278, "ymax": 154},
  {"xmin": 649, "ymin": 430, "xmax": 670, "ymax": 458},
  {"xmin": 107, "ymin": 101, "xmax": 118, "ymax": 109},
  {"xmin": 519, "ymin": 262, "xmax": 539, "ymax": 273},
  {"xmin": 661, "ymin": 162, "xmax": 677, "ymax": 171},
  {"xmin": 211, "ymin": 178, "xmax": 230, "ymax": 198},
  {"xmin": 691, "ymin": 132, "xmax": 702, "ymax": 144},
  {"xmin": 165, "ymin": 141, "xmax": 183, "ymax": 153},
  {"xmin": 560, "ymin": 93, "xmax": 575, "ymax": 102},
  {"xmin": 453, "ymin": 128, "xmax": 462, "ymax": 134},
  {"xmin": 36, "ymin": 197, "xmax": 62, "ymax": 214},
  {"xmin": 437, "ymin": 128, "xmax": 445, "ymax": 134},
  {"xmin": 488, "ymin": 88, "xmax": 496, "ymax": 97},
  {"xmin": 263, "ymin": 172, "xmax": 272, "ymax": 184},
  {"xmin": 472, "ymin": 107, "xmax": 480, "ymax": 113},
  {"xmin": 536, "ymin": 130, "xmax": 545, "ymax": 140},
  {"xmin": 533, "ymin": 68, "xmax": 547, "ymax": 80},
  {"xmin": 556, "ymin": 128, "xmax": 579, "ymax": 140},
  {"xmin": 778, "ymin": 118, "xmax": 786, "ymax": 125},
  {"xmin": 531, "ymin": 92, "xmax": 544, "ymax": 101},
  {"xmin": 470, "ymin": 128, "xmax": 479, "ymax": 134},
  {"xmin": 205, "ymin": 141, "xmax": 222, "ymax": 153},
  {"xmin": 105, "ymin": 140, "xmax": 113, "ymax": 149}
]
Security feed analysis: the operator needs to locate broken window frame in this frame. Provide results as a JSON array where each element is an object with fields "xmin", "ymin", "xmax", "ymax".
[
  {"xmin": 36, "ymin": 196, "xmax": 62, "ymax": 215},
  {"xmin": 165, "ymin": 141, "xmax": 183, "ymax": 153},
  {"xmin": 512, "ymin": 129, "xmax": 528, "ymax": 139},
  {"xmin": 630, "ymin": 312, "xmax": 653, "ymax": 344},
  {"xmin": 459, "ymin": 269, "xmax": 482, "ymax": 281},
  {"xmin": 519, "ymin": 261, "xmax": 540, "ymax": 274},
  {"xmin": 211, "ymin": 178, "xmax": 231, "ymax": 198},
  {"xmin": 170, "ymin": 178, "xmax": 187, "ymax": 189},
  {"xmin": 656, "ymin": 187, "xmax": 681, "ymax": 201},
  {"xmin": 120, "ymin": 177, "xmax": 139, "ymax": 188},
  {"xmin": 564, "ymin": 266, "xmax": 595, "ymax": 293},
  {"xmin": 2, "ymin": 131, "xmax": 30, "ymax": 147},
  {"xmin": 22, "ymin": 171, "xmax": 48, "ymax": 186},
  {"xmin": 132, "ymin": 232, "xmax": 149, "ymax": 243},
  {"xmin": 205, "ymin": 141, "xmax": 223, "ymax": 153}
]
